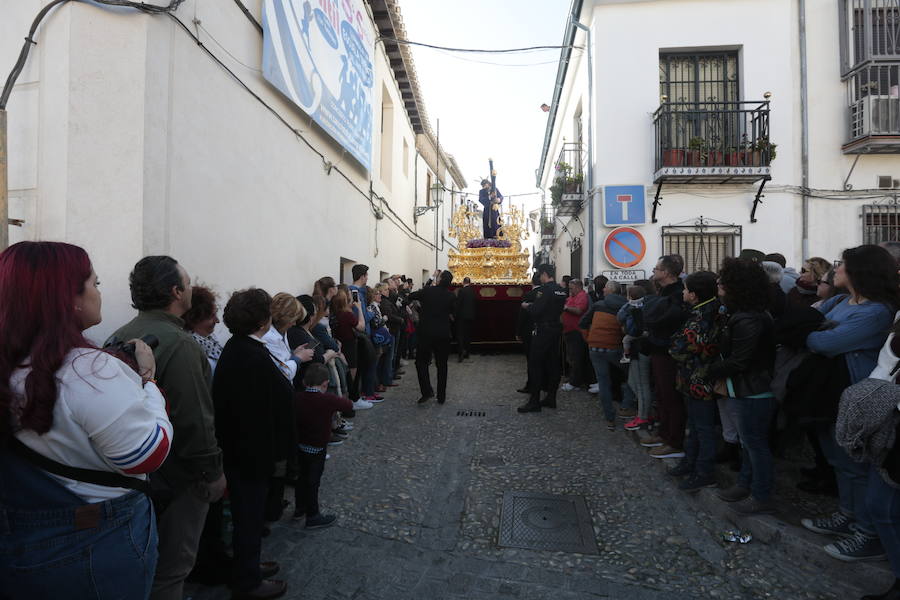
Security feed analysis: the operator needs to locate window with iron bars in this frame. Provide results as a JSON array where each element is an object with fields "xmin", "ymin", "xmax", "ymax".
[
  {"xmin": 661, "ymin": 222, "xmax": 742, "ymax": 274},
  {"xmin": 862, "ymin": 203, "xmax": 900, "ymax": 244}
]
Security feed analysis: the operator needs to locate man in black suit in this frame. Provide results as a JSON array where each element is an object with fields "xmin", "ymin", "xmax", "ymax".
[
  {"xmin": 455, "ymin": 277, "xmax": 477, "ymax": 362},
  {"xmin": 408, "ymin": 270, "xmax": 457, "ymax": 404}
]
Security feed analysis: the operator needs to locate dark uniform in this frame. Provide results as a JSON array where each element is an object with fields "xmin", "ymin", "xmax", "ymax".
[
  {"xmin": 515, "ymin": 285, "xmax": 539, "ymax": 393},
  {"xmin": 518, "ymin": 280, "xmax": 568, "ymax": 412}
]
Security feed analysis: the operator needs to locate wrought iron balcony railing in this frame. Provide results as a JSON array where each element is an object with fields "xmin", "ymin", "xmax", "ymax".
[
  {"xmin": 844, "ymin": 62, "xmax": 900, "ymax": 153},
  {"xmin": 652, "ymin": 100, "xmax": 772, "ymax": 184},
  {"xmin": 551, "ymin": 143, "xmax": 585, "ymax": 217}
]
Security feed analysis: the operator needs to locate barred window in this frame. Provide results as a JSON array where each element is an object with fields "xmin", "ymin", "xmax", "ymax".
[
  {"xmin": 862, "ymin": 203, "xmax": 900, "ymax": 244},
  {"xmin": 661, "ymin": 222, "xmax": 742, "ymax": 274}
]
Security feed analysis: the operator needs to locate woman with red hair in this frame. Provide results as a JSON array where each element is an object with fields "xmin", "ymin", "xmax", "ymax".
[{"xmin": 0, "ymin": 241, "xmax": 172, "ymax": 599}]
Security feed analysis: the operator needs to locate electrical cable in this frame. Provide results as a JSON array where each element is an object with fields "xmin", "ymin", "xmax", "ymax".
[
  {"xmin": 1, "ymin": 0, "xmax": 185, "ymax": 109},
  {"xmin": 377, "ymin": 35, "xmax": 580, "ymax": 54},
  {"xmin": 165, "ymin": 14, "xmax": 438, "ymax": 251},
  {"xmin": 232, "ymin": 0, "xmax": 262, "ymax": 34}
]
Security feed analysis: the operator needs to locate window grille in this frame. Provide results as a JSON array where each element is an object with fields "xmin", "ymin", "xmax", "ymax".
[
  {"xmin": 661, "ymin": 221, "xmax": 742, "ymax": 274},
  {"xmin": 862, "ymin": 202, "xmax": 900, "ymax": 243}
]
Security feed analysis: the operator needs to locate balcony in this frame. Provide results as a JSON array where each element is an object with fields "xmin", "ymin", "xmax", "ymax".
[
  {"xmin": 652, "ymin": 101, "xmax": 773, "ymax": 184},
  {"xmin": 550, "ymin": 143, "xmax": 585, "ymax": 217},
  {"xmin": 540, "ymin": 204, "xmax": 557, "ymax": 246},
  {"xmin": 844, "ymin": 63, "xmax": 900, "ymax": 153}
]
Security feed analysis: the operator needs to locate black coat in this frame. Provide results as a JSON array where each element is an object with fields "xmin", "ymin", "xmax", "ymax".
[
  {"xmin": 409, "ymin": 285, "xmax": 457, "ymax": 339},
  {"xmin": 707, "ymin": 311, "xmax": 776, "ymax": 398},
  {"xmin": 213, "ymin": 335, "xmax": 295, "ymax": 479},
  {"xmin": 527, "ymin": 281, "xmax": 568, "ymax": 327},
  {"xmin": 517, "ymin": 287, "xmax": 538, "ymax": 339},
  {"xmin": 643, "ymin": 279, "xmax": 688, "ymax": 353},
  {"xmin": 456, "ymin": 285, "xmax": 477, "ymax": 321}
]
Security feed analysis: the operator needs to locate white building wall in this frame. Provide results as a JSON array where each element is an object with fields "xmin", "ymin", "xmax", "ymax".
[
  {"xmin": 2, "ymin": 0, "xmax": 458, "ymax": 343},
  {"xmin": 539, "ymin": 0, "xmax": 900, "ymax": 279}
]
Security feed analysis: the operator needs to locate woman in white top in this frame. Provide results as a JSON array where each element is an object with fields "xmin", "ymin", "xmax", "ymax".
[
  {"xmin": 0, "ymin": 241, "xmax": 173, "ymax": 600},
  {"xmin": 261, "ymin": 292, "xmax": 314, "ymax": 381}
]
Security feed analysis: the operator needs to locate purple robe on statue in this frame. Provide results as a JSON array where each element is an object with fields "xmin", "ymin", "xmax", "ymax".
[{"xmin": 478, "ymin": 187, "xmax": 503, "ymax": 239}]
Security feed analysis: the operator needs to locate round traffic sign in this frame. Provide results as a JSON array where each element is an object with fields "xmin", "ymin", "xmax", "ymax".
[{"xmin": 603, "ymin": 227, "xmax": 647, "ymax": 269}]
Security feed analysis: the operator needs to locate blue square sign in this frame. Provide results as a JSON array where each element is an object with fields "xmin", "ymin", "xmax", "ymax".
[{"xmin": 603, "ymin": 185, "xmax": 646, "ymax": 226}]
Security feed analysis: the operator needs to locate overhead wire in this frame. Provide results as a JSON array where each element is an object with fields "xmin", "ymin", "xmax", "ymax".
[{"xmin": 376, "ymin": 35, "xmax": 581, "ymax": 54}]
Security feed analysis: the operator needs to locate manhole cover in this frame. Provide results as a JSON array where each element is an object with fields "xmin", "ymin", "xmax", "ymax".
[{"xmin": 497, "ymin": 491, "xmax": 598, "ymax": 554}]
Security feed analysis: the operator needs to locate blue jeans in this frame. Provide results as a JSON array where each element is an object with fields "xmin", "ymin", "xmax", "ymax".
[
  {"xmin": 627, "ymin": 353, "xmax": 653, "ymax": 419},
  {"xmin": 684, "ymin": 396, "xmax": 718, "ymax": 476},
  {"xmin": 0, "ymin": 451, "xmax": 157, "ymax": 599},
  {"xmin": 732, "ymin": 396, "xmax": 777, "ymax": 502},
  {"xmin": 867, "ymin": 465, "xmax": 900, "ymax": 576},
  {"xmin": 377, "ymin": 341, "xmax": 395, "ymax": 385},
  {"xmin": 818, "ymin": 423, "xmax": 875, "ymax": 535},
  {"xmin": 589, "ymin": 348, "xmax": 634, "ymax": 421}
]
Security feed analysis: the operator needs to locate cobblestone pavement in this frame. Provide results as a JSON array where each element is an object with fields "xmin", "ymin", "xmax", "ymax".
[{"xmin": 187, "ymin": 353, "xmax": 865, "ymax": 600}]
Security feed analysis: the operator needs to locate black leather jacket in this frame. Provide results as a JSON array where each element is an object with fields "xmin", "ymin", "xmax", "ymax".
[{"xmin": 707, "ymin": 310, "xmax": 776, "ymax": 398}]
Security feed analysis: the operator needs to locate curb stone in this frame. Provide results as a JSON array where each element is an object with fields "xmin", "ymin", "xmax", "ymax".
[{"xmin": 630, "ymin": 427, "xmax": 894, "ymax": 596}]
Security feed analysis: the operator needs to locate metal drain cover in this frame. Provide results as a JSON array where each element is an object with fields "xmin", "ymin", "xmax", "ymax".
[{"xmin": 497, "ymin": 491, "xmax": 598, "ymax": 554}]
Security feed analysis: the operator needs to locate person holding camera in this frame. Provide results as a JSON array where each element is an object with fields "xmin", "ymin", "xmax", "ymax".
[
  {"xmin": 0, "ymin": 242, "xmax": 173, "ymax": 599},
  {"xmin": 110, "ymin": 255, "xmax": 225, "ymax": 600}
]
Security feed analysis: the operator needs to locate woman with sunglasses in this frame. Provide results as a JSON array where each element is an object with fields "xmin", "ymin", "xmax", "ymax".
[{"xmin": 802, "ymin": 245, "xmax": 900, "ymax": 563}]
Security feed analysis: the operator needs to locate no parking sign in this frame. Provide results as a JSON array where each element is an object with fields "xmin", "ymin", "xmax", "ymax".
[{"xmin": 603, "ymin": 227, "xmax": 647, "ymax": 269}]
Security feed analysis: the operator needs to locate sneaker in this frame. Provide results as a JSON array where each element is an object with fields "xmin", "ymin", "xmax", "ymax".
[
  {"xmin": 824, "ymin": 530, "xmax": 886, "ymax": 562},
  {"xmin": 649, "ymin": 445, "xmax": 685, "ymax": 459},
  {"xmin": 667, "ymin": 459, "xmax": 694, "ymax": 477},
  {"xmin": 560, "ymin": 382, "xmax": 576, "ymax": 392},
  {"xmin": 679, "ymin": 472, "xmax": 717, "ymax": 492},
  {"xmin": 339, "ymin": 419, "xmax": 353, "ymax": 430},
  {"xmin": 331, "ymin": 428, "xmax": 349, "ymax": 438},
  {"xmin": 617, "ymin": 407, "xmax": 637, "ymax": 420},
  {"xmin": 588, "ymin": 383, "xmax": 599, "ymax": 394},
  {"xmin": 365, "ymin": 395, "xmax": 385, "ymax": 404},
  {"xmin": 624, "ymin": 417, "xmax": 650, "ymax": 431},
  {"xmin": 305, "ymin": 513, "xmax": 337, "ymax": 529},
  {"xmin": 716, "ymin": 484, "xmax": 750, "ymax": 503},
  {"xmin": 327, "ymin": 435, "xmax": 344, "ymax": 446},
  {"xmin": 802, "ymin": 511, "xmax": 856, "ymax": 537},
  {"xmin": 729, "ymin": 496, "xmax": 776, "ymax": 515},
  {"xmin": 640, "ymin": 435, "xmax": 664, "ymax": 448},
  {"xmin": 619, "ymin": 356, "xmax": 631, "ymax": 364},
  {"xmin": 352, "ymin": 398, "xmax": 374, "ymax": 410},
  {"xmin": 607, "ymin": 420, "xmax": 615, "ymax": 432}
]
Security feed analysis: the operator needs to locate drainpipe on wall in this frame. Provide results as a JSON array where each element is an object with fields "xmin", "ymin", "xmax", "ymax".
[
  {"xmin": 0, "ymin": 109, "xmax": 7, "ymax": 251},
  {"xmin": 573, "ymin": 20, "xmax": 594, "ymax": 277},
  {"xmin": 799, "ymin": 0, "xmax": 810, "ymax": 259}
]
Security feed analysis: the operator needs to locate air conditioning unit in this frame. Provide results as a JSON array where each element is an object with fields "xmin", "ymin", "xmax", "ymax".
[{"xmin": 851, "ymin": 95, "xmax": 900, "ymax": 138}]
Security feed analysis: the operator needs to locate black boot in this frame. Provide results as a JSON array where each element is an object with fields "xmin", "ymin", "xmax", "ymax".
[
  {"xmin": 539, "ymin": 394, "xmax": 557, "ymax": 409},
  {"xmin": 862, "ymin": 578, "xmax": 900, "ymax": 600},
  {"xmin": 517, "ymin": 396, "xmax": 542, "ymax": 413},
  {"xmin": 715, "ymin": 441, "xmax": 740, "ymax": 464}
]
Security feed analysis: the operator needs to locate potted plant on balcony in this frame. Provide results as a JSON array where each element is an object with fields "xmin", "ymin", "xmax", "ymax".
[
  {"xmin": 688, "ymin": 137, "xmax": 708, "ymax": 167},
  {"xmin": 748, "ymin": 137, "xmax": 777, "ymax": 166},
  {"xmin": 726, "ymin": 134, "xmax": 750, "ymax": 166},
  {"xmin": 564, "ymin": 172, "xmax": 583, "ymax": 194},
  {"xmin": 540, "ymin": 216, "xmax": 555, "ymax": 236},
  {"xmin": 662, "ymin": 147, "xmax": 685, "ymax": 167}
]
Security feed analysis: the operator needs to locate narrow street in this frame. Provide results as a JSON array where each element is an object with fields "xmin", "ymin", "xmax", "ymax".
[{"xmin": 189, "ymin": 354, "xmax": 855, "ymax": 600}]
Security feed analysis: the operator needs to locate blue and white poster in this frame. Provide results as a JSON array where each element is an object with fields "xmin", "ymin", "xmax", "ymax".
[
  {"xmin": 603, "ymin": 185, "xmax": 647, "ymax": 226},
  {"xmin": 262, "ymin": 0, "xmax": 374, "ymax": 170}
]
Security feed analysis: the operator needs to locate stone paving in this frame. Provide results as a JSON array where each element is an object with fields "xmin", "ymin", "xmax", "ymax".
[{"xmin": 186, "ymin": 353, "xmax": 872, "ymax": 600}]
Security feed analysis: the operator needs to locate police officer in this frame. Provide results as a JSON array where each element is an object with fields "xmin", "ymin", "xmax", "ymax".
[
  {"xmin": 516, "ymin": 272, "xmax": 542, "ymax": 394},
  {"xmin": 518, "ymin": 264, "xmax": 568, "ymax": 413}
]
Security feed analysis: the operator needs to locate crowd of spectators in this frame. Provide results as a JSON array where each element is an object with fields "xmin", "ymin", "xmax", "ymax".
[
  {"xmin": 0, "ymin": 242, "xmax": 431, "ymax": 600},
  {"xmin": 552, "ymin": 242, "xmax": 900, "ymax": 600}
]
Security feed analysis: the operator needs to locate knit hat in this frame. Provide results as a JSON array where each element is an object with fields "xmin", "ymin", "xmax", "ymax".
[{"xmin": 761, "ymin": 261, "xmax": 784, "ymax": 284}]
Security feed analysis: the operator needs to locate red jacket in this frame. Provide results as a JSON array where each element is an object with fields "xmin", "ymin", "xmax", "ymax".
[{"xmin": 294, "ymin": 389, "xmax": 353, "ymax": 448}]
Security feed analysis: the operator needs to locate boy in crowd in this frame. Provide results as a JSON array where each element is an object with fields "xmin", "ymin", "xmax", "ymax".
[
  {"xmin": 293, "ymin": 363, "xmax": 353, "ymax": 528},
  {"xmin": 620, "ymin": 285, "xmax": 647, "ymax": 364}
]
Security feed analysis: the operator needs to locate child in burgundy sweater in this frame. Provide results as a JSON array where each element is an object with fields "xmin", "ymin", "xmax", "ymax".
[{"xmin": 293, "ymin": 363, "xmax": 353, "ymax": 528}]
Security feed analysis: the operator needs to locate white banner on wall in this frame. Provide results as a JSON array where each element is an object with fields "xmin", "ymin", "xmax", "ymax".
[{"xmin": 262, "ymin": 0, "xmax": 374, "ymax": 170}]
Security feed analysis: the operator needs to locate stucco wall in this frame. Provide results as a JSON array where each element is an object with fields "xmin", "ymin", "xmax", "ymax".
[{"xmin": 2, "ymin": 0, "xmax": 452, "ymax": 343}]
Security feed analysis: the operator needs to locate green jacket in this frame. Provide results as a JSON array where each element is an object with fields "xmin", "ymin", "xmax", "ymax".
[{"xmin": 110, "ymin": 310, "xmax": 223, "ymax": 488}]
